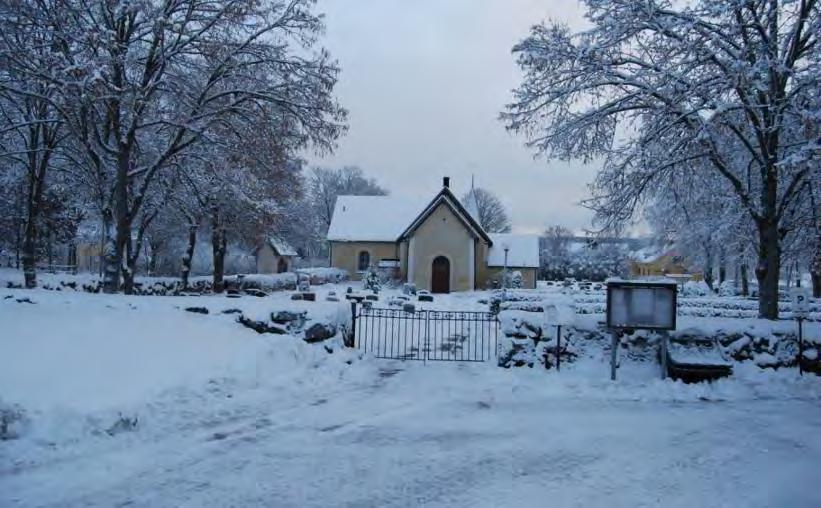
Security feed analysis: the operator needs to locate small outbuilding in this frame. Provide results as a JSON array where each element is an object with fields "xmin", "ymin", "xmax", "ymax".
[{"xmin": 256, "ymin": 237, "xmax": 298, "ymax": 274}]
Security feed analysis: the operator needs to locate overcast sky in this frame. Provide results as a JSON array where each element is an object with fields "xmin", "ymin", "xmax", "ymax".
[{"xmin": 308, "ymin": 0, "xmax": 596, "ymax": 234}]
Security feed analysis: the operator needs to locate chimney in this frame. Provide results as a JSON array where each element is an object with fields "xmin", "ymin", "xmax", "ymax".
[{"xmin": 443, "ymin": 176, "xmax": 450, "ymax": 188}]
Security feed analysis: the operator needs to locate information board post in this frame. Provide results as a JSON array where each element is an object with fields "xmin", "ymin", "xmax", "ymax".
[
  {"xmin": 798, "ymin": 318, "xmax": 804, "ymax": 376},
  {"xmin": 659, "ymin": 331, "xmax": 669, "ymax": 380},
  {"xmin": 610, "ymin": 331, "xmax": 619, "ymax": 381}
]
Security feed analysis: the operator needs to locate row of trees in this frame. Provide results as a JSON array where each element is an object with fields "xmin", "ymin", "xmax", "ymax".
[
  {"xmin": 505, "ymin": 0, "xmax": 821, "ymax": 318},
  {"xmin": 540, "ymin": 225, "xmax": 633, "ymax": 281},
  {"xmin": 0, "ymin": 0, "xmax": 348, "ymax": 293}
]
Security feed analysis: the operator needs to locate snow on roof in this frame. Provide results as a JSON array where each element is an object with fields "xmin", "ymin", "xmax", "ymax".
[
  {"xmin": 487, "ymin": 233, "xmax": 540, "ymax": 268},
  {"xmin": 268, "ymin": 237, "xmax": 297, "ymax": 257},
  {"xmin": 326, "ymin": 195, "xmax": 426, "ymax": 242},
  {"xmin": 630, "ymin": 246, "xmax": 663, "ymax": 263}
]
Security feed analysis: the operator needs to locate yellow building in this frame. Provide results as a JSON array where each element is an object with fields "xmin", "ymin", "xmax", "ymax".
[
  {"xmin": 326, "ymin": 178, "xmax": 539, "ymax": 292},
  {"xmin": 629, "ymin": 250, "xmax": 702, "ymax": 281}
]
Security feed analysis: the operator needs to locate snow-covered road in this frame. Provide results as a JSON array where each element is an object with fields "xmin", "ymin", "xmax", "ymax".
[{"xmin": 3, "ymin": 360, "xmax": 821, "ymax": 508}]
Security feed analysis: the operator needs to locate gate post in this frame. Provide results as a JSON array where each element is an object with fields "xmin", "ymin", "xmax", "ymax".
[
  {"xmin": 423, "ymin": 310, "xmax": 429, "ymax": 364},
  {"xmin": 347, "ymin": 301, "xmax": 357, "ymax": 348}
]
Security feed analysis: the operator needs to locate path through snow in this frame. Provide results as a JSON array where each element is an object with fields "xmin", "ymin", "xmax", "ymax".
[
  {"xmin": 2, "ymin": 287, "xmax": 820, "ymax": 507},
  {"xmin": 3, "ymin": 361, "xmax": 821, "ymax": 507}
]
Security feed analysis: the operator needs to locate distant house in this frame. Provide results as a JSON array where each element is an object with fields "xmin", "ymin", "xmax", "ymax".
[
  {"xmin": 629, "ymin": 248, "xmax": 702, "ymax": 281},
  {"xmin": 256, "ymin": 237, "xmax": 298, "ymax": 274},
  {"xmin": 326, "ymin": 177, "xmax": 539, "ymax": 292}
]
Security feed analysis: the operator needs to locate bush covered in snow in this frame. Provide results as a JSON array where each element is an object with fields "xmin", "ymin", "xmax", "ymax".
[
  {"xmin": 296, "ymin": 267, "xmax": 349, "ymax": 285},
  {"xmin": 234, "ymin": 300, "xmax": 352, "ymax": 348},
  {"xmin": 225, "ymin": 273, "xmax": 297, "ymax": 292},
  {"xmin": 495, "ymin": 304, "xmax": 821, "ymax": 374},
  {"xmin": 503, "ymin": 270, "xmax": 523, "ymax": 289},
  {"xmin": 497, "ymin": 310, "xmax": 580, "ymax": 369},
  {"xmin": 363, "ymin": 270, "xmax": 381, "ymax": 292},
  {"xmin": 0, "ymin": 270, "xmax": 306, "ymax": 295},
  {"xmin": 0, "ymin": 401, "xmax": 27, "ymax": 440},
  {"xmin": 680, "ymin": 280, "xmax": 713, "ymax": 297}
]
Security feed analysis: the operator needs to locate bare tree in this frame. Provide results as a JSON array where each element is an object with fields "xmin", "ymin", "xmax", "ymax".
[
  {"xmin": 462, "ymin": 187, "xmax": 511, "ymax": 233},
  {"xmin": 503, "ymin": 0, "xmax": 820, "ymax": 319},
  {"xmin": 309, "ymin": 166, "xmax": 387, "ymax": 228},
  {"xmin": 0, "ymin": 5, "xmax": 69, "ymax": 288},
  {"xmin": 543, "ymin": 225, "xmax": 572, "ymax": 258},
  {"xmin": 2, "ymin": 0, "xmax": 346, "ymax": 293}
]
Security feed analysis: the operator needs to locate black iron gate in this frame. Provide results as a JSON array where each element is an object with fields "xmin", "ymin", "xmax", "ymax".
[{"xmin": 352, "ymin": 305, "xmax": 499, "ymax": 362}]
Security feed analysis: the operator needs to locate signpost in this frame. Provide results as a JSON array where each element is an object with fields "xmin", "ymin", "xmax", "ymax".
[
  {"xmin": 606, "ymin": 280, "xmax": 678, "ymax": 380},
  {"xmin": 791, "ymin": 287, "xmax": 810, "ymax": 376},
  {"xmin": 542, "ymin": 295, "xmax": 575, "ymax": 372}
]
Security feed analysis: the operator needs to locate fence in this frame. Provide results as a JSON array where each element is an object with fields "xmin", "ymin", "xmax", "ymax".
[{"xmin": 352, "ymin": 305, "xmax": 499, "ymax": 362}]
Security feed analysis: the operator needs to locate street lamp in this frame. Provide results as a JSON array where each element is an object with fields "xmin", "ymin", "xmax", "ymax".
[{"xmin": 502, "ymin": 243, "xmax": 510, "ymax": 297}]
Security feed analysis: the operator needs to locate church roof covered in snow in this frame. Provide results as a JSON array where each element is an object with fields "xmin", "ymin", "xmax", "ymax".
[
  {"xmin": 487, "ymin": 233, "xmax": 540, "ymax": 268},
  {"xmin": 326, "ymin": 195, "xmax": 427, "ymax": 242}
]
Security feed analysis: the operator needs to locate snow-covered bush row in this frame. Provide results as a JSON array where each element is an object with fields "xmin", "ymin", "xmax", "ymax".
[
  {"xmin": 498, "ymin": 310, "xmax": 587, "ymax": 369},
  {"xmin": 497, "ymin": 308, "xmax": 821, "ymax": 373},
  {"xmin": 494, "ymin": 288, "xmax": 820, "ymax": 321},
  {"xmin": 4, "ymin": 276, "xmax": 203, "ymax": 296},
  {"xmin": 232, "ymin": 299, "xmax": 352, "ymax": 346},
  {"xmin": 295, "ymin": 267, "xmax": 349, "ymax": 285},
  {"xmin": 672, "ymin": 327, "xmax": 818, "ymax": 372},
  {"xmin": 0, "ymin": 270, "xmax": 308, "ymax": 295},
  {"xmin": 223, "ymin": 273, "xmax": 297, "ymax": 292}
]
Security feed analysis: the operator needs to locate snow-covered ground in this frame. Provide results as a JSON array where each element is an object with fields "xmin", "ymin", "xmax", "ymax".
[{"xmin": 2, "ymin": 282, "xmax": 821, "ymax": 507}]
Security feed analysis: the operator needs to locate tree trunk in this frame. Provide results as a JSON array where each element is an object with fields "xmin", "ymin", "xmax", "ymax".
[
  {"xmin": 46, "ymin": 229, "xmax": 53, "ymax": 272},
  {"xmin": 211, "ymin": 207, "xmax": 227, "ymax": 293},
  {"xmin": 755, "ymin": 219, "xmax": 780, "ymax": 320},
  {"xmin": 811, "ymin": 248, "xmax": 821, "ymax": 298},
  {"xmin": 69, "ymin": 244, "xmax": 77, "ymax": 274},
  {"xmin": 740, "ymin": 262, "xmax": 749, "ymax": 297},
  {"xmin": 102, "ymin": 208, "xmax": 120, "ymax": 293},
  {"xmin": 702, "ymin": 246, "xmax": 714, "ymax": 291},
  {"xmin": 104, "ymin": 150, "xmax": 131, "ymax": 294},
  {"xmin": 148, "ymin": 241, "xmax": 160, "ymax": 275},
  {"xmin": 21, "ymin": 166, "xmax": 45, "ymax": 288},
  {"xmin": 718, "ymin": 248, "xmax": 726, "ymax": 285},
  {"xmin": 15, "ymin": 224, "xmax": 21, "ymax": 269},
  {"xmin": 15, "ymin": 179, "xmax": 23, "ymax": 270},
  {"xmin": 122, "ymin": 247, "xmax": 136, "ymax": 295},
  {"xmin": 21, "ymin": 216, "xmax": 37, "ymax": 289},
  {"xmin": 181, "ymin": 222, "xmax": 198, "ymax": 289}
]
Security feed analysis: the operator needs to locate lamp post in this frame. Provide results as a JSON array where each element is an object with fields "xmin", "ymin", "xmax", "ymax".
[{"xmin": 502, "ymin": 243, "xmax": 510, "ymax": 298}]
